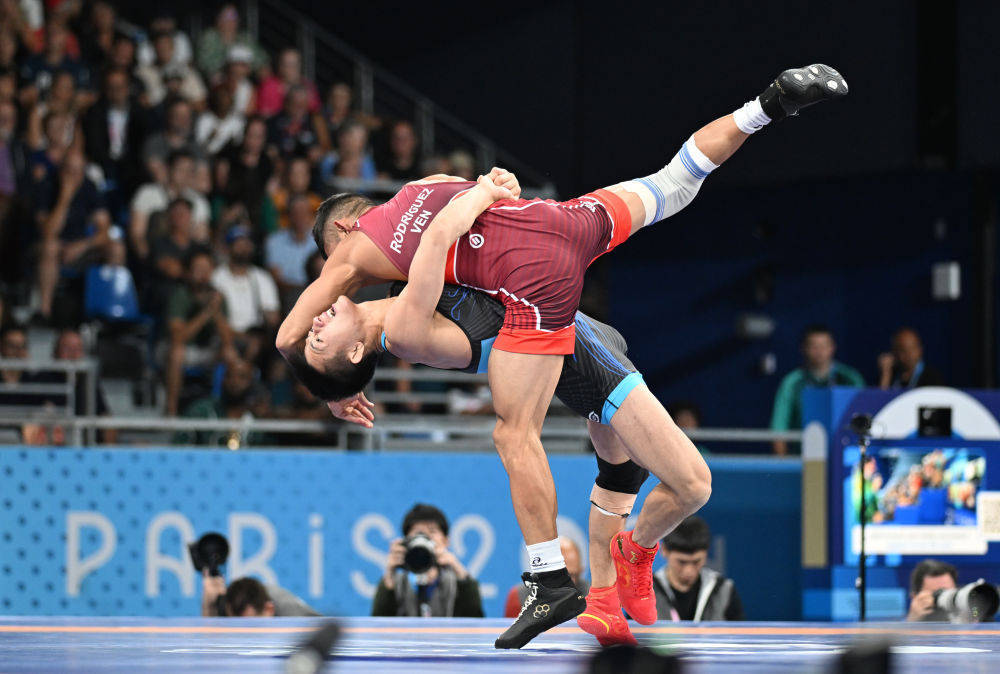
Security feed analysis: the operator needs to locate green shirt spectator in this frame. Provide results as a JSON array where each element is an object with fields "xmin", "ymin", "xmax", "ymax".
[
  {"xmin": 166, "ymin": 283, "xmax": 227, "ymax": 348},
  {"xmin": 770, "ymin": 324, "xmax": 864, "ymax": 454},
  {"xmin": 196, "ymin": 5, "xmax": 268, "ymax": 80}
]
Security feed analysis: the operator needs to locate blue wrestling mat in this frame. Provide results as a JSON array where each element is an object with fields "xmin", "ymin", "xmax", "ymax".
[{"xmin": 1, "ymin": 617, "xmax": 998, "ymax": 673}]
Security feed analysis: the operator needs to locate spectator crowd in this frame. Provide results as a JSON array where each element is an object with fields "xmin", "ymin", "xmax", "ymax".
[{"xmin": 0, "ymin": 1, "xmax": 479, "ymax": 441}]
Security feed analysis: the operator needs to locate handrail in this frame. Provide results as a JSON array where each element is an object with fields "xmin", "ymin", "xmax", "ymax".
[{"xmin": 0, "ymin": 412, "xmax": 804, "ymax": 451}]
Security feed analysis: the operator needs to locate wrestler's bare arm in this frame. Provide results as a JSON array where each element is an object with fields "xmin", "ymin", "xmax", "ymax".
[{"xmin": 275, "ymin": 236, "xmax": 404, "ymax": 355}]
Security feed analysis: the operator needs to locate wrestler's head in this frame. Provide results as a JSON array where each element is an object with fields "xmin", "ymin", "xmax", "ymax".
[
  {"xmin": 286, "ymin": 296, "xmax": 379, "ymax": 401},
  {"xmin": 312, "ymin": 192, "xmax": 375, "ymax": 258}
]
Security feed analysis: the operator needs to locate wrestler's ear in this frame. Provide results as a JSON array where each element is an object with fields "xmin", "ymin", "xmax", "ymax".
[
  {"xmin": 334, "ymin": 218, "xmax": 354, "ymax": 236},
  {"xmin": 348, "ymin": 341, "xmax": 365, "ymax": 364}
]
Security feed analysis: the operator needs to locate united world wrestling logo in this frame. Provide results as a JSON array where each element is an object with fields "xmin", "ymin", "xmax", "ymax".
[
  {"xmin": 533, "ymin": 604, "xmax": 551, "ymax": 618},
  {"xmin": 469, "ymin": 233, "xmax": 485, "ymax": 249},
  {"xmin": 588, "ymin": 411, "xmax": 599, "ymax": 422}
]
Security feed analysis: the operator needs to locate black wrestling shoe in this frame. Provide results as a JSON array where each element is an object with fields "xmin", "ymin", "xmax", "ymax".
[
  {"xmin": 759, "ymin": 64, "xmax": 848, "ymax": 122},
  {"xmin": 494, "ymin": 572, "xmax": 586, "ymax": 649}
]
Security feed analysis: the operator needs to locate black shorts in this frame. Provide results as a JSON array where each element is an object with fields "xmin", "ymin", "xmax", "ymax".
[{"xmin": 388, "ymin": 283, "xmax": 643, "ymax": 424}]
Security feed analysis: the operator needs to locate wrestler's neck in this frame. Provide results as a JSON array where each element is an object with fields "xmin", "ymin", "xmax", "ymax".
[{"xmin": 356, "ymin": 298, "xmax": 392, "ymax": 353}]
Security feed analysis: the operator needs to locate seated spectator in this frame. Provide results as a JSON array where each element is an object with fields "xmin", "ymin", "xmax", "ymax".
[
  {"xmin": 906, "ymin": 559, "xmax": 957, "ymax": 622},
  {"xmin": 196, "ymin": 4, "xmax": 267, "ymax": 83},
  {"xmin": 267, "ymin": 84, "xmax": 329, "ymax": 160},
  {"xmin": 130, "ymin": 149, "xmax": 210, "ymax": 259},
  {"xmin": 26, "ymin": 69, "xmax": 80, "ymax": 131},
  {"xmin": 216, "ymin": 116, "xmax": 273, "ymax": 227},
  {"xmin": 106, "ymin": 33, "xmax": 146, "ymax": 103},
  {"xmin": 148, "ymin": 197, "xmax": 196, "ymax": 309},
  {"xmin": 0, "ymin": 99, "xmax": 28, "ymax": 198},
  {"xmin": 770, "ymin": 324, "xmax": 864, "ymax": 455},
  {"xmin": 653, "ymin": 516, "xmax": 744, "ymax": 622},
  {"xmin": 320, "ymin": 120, "xmax": 376, "ymax": 183},
  {"xmin": 135, "ymin": 29, "xmax": 206, "ymax": 109},
  {"xmin": 211, "ymin": 225, "xmax": 280, "ymax": 361},
  {"xmin": 266, "ymin": 195, "xmax": 316, "ymax": 306},
  {"xmin": 141, "ymin": 99, "xmax": 202, "ymax": 184},
  {"xmin": 35, "ymin": 151, "xmax": 122, "ymax": 321},
  {"xmin": 878, "ymin": 327, "xmax": 944, "ymax": 390},
  {"xmin": 19, "ymin": 22, "xmax": 90, "ymax": 108},
  {"xmin": 27, "ymin": 110, "xmax": 75, "ymax": 188},
  {"xmin": 136, "ymin": 12, "xmax": 193, "ymax": 70},
  {"xmin": 372, "ymin": 503, "xmax": 484, "ymax": 617},
  {"xmin": 0, "ymin": 324, "xmax": 32, "ymax": 407},
  {"xmin": 82, "ymin": 67, "xmax": 146, "ymax": 201},
  {"xmin": 269, "ymin": 156, "xmax": 321, "ymax": 231},
  {"xmin": 504, "ymin": 538, "xmax": 588, "ymax": 618},
  {"xmin": 447, "ymin": 149, "xmax": 476, "ymax": 180},
  {"xmin": 201, "ymin": 574, "xmax": 320, "ymax": 617},
  {"xmin": 164, "ymin": 249, "xmax": 235, "ymax": 415},
  {"xmin": 219, "ymin": 46, "xmax": 256, "ymax": 118},
  {"xmin": 323, "ymin": 81, "xmax": 356, "ymax": 138},
  {"xmin": 177, "ymin": 357, "xmax": 269, "ymax": 447},
  {"xmin": 256, "ymin": 47, "xmax": 320, "ymax": 118},
  {"xmin": 78, "ymin": 1, "xmax": 121, "ymax": 69},
  {"xmin": 379, "ymin": 120, "xmax": 420, "ymax": 181},
  {"xmin": 33, "ymin": 328, "xmax": 116, "ymax": 444},
  {"xmin": 195, "ymin": 84, "xmax": 244, "ymax": 155},
  {"xmin": 668, "ymin": 400, "xmax": 709, "ymax": 454}
]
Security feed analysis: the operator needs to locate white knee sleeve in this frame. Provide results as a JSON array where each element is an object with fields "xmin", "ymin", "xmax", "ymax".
[{"xmin": 618, "ymin": 136, "xmax": 718, "ymax": 227}]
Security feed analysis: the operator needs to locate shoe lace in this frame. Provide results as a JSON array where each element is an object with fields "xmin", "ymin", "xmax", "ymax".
[
  {"xmin": 515, "ymin": 572, "xmax": 538, "ymax": 619},
  {"xmin": 636, "ymin": 550, "xmax": 654, "ymax": 597}
]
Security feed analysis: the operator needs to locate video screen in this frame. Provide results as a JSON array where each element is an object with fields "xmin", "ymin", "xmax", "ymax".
[{"xmin": 844, "ymin": 446, "xmax": 989, "ymax": 556}]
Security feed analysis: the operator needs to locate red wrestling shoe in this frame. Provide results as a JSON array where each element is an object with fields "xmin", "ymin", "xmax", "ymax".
[
  {"xmin": 610, "ymin": 530, "xmax": 659, "ymax": 625},
  {"xmin": 577, "ymin": 585, "xmax": 638, "ymax": 646}
]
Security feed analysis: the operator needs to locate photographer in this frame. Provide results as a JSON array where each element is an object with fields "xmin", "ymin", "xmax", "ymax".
[
  {"xmin": 371, "ymin": 503, "xmax": 484, "ymax": 617},
  {"xmin": 201, "ymin": 572, "xmax": 321, "ymax": 617},
  {"xmin": 191, "ymin": 531, "xmax": 320, "ymax": 617},
  {"xmin": 906, "ymin": 559, "xmax": 957, "ymax": 622}
]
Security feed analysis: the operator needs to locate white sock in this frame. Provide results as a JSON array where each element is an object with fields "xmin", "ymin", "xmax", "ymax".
[
  {"xmin": 526, "ymin": 538, "xmax": 565, "ymax": 574},
  {"xmin": 620, "ymin": 135, "xmax": 718, "ymax": 226},
  {"xmin": 732, "ymin": 97, "xmax": 771, "ymax": 135}
]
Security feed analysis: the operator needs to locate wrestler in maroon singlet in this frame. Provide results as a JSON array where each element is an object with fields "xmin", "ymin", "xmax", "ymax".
[{"xmin": 353, "ymin": 181, "xmax": 631, "ymax": 355}]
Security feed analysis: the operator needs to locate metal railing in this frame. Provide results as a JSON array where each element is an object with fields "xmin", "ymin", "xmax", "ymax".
[
  {"xmin": 0, "ymin": 358, "xmax": 99, "ymax": 445},
  {"xmin": 0, "ymin": 409, "xmax": 803, "ymax": 453}
]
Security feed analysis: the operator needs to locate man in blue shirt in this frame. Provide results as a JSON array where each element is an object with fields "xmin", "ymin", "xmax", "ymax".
[
  {"xmin": 266, "ymin": 195, "xmax": 316, "ymax": 307},
  {"xmin": 771, "ymin": 324, "xmax": 864, "ymax": 454}
]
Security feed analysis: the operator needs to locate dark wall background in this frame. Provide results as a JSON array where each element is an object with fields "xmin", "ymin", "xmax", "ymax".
[{"xmin": 279, "ymin": 0, "xmax": 998, "ymax": 431}]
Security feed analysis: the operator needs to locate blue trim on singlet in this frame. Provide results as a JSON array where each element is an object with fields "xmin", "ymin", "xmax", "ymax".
[
  {"xmin": 380, "ymin": 331, "xmax": 389, "ymax": 353},
  {"xmin": 476, "ymin": 337, "xmax": 495, "ymax": 374},
  {"xmin": 574, "ymin": 314, "xmax": 630, "ymax": 376},
  {"xmin": 445, "ymin": 287, "xmax": 469, "ymax": 321},
  {"xmin": 679, "ymin": 142, "xmax": 709, "ymax": 180},
  {"xmin": 601, "ymin": 372, "xmax": 645, "ymax": 425}
]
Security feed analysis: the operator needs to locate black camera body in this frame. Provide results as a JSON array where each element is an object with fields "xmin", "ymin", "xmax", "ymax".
[
  {"xmin": 188, "ymin": 532, "xmax": 230, "ymax": 577},
  {"xmin": 402, "ymin": 533, "xmax": 436, "ymax": 574}
]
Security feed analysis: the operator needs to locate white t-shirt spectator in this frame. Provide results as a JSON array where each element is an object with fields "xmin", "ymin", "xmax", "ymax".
[
  {"xmin": 195, "ymin": 112, "xmax": 244, "ymax": 155},
  {"xmin": 137, "ymin": 32, "xmax": 194, "ymax": 68},
  {"xmin": 265, "ymin": 230, "xmax": 314, "ymax": 286},
  {"xmin": 130, "ymin": 182, "xmax": 211, "ymax": 233},
  {"xmin": 211, "ymin": 265, "xmax": 280, "ymax": 333}
]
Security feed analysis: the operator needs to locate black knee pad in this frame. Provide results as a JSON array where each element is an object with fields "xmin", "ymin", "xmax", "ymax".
[{"xmin": 595, "ymin": 456, "xmax": 649, "ymax": 495}]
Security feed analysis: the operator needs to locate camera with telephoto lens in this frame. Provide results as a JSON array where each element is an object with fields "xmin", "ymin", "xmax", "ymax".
[
  {"xmin": 933, "ymin": 580, "xmax": 1000, "ymax": 622},
  {"xmin": 402, "ymin": 533, "xmax": 437, "ymax": 574}
]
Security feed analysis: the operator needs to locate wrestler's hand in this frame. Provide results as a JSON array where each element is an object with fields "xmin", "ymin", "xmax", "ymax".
[
  {"xmin": 486, "ymin": 166, "xmax": 521, "ymax": 199},
  {"xmin": 327, "ymin": 391, "xmax": 376, "ymax": 428},
  {"xmin": 476, "ymin": 169, "xmax": 516, "ymax": 203}
]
